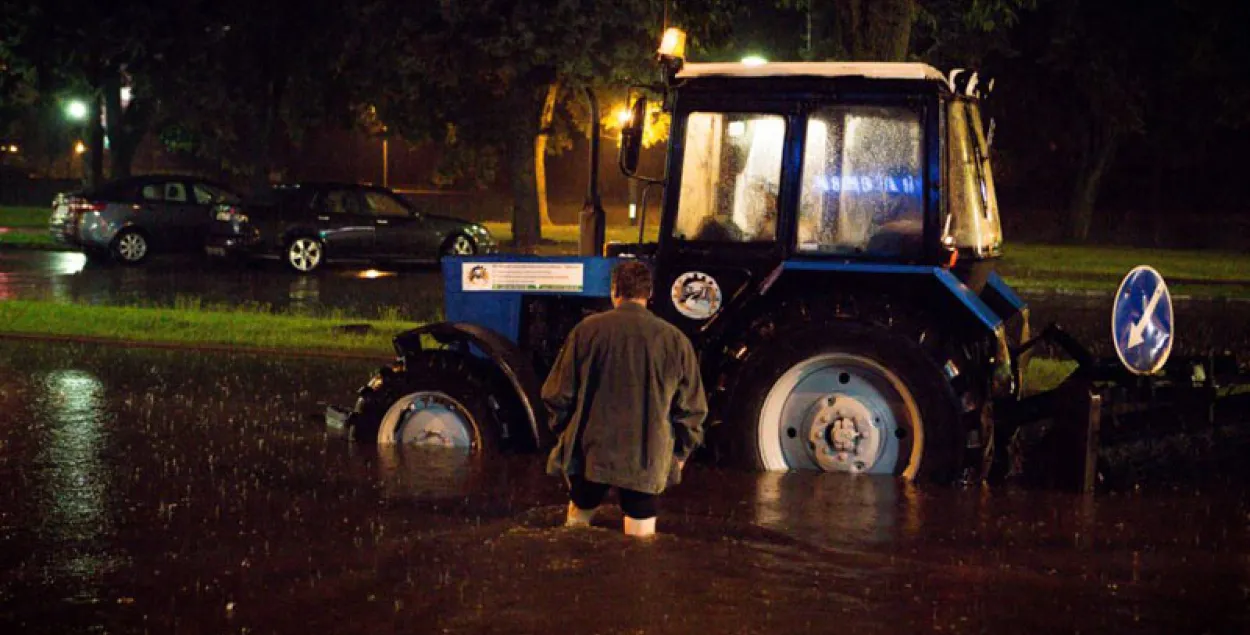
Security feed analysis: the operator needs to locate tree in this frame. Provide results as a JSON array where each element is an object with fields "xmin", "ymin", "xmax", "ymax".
[
  {"xmin": 153, "ymin": 0, "xmax": 364, "ymax": 186},
  {"xmin": 357, "ymin": 0, "xmax": 736, "ymax": 249},
  {"xmin": 0, "ymin": 0, "xmax": 188, "ymax": 185},
  {"xmin": 776, "ymin": 0, "xmax": 1035, "ymax": 62}
]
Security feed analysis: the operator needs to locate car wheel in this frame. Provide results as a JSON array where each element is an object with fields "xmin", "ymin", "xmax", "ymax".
[
  {"xmin": 442, "ymin": 233, "xmax": 476, "ymax": 257},
  {"xmin": 111, "ymin": 230, "xmax": 149, "ymax": 265},
  {"xmin": 286, "ymin": 236, "xmax": 324, "ymax": 273}
]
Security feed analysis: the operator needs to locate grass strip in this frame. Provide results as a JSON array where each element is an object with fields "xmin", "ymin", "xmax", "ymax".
[
  {"xmin": 0, "ymin": 230, "xmax": 62, "ymax": 250},
  {"xmin": 0, "ymin": 206, "xmax": 51, "ymax": 229},
  {"xmin": 1024, "ymin": 358, "xmax": 1079, "ymax": 395},
  {"xmin": 0, "ymin": 299, "xmax": 418, "ymax": 354},
  {"xmin": 1001, "ymin": 243, "xmax": 1250, "ymax": 284}
]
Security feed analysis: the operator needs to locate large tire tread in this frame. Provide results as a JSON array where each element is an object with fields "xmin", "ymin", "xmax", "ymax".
[
  {"xmin": 709, "ymin": 294, "xmax": 985, "ymax": 484},
  {"xmin": 347, "ymin": 350, "xmax": 522, "ymax": 451}
]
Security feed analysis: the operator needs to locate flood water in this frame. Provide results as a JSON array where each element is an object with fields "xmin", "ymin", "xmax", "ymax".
[{"xmin": 1, "ymin": 339, "xmax": 1247, "ymax": 633}]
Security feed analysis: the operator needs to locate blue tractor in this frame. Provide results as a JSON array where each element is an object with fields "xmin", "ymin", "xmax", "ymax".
[{"xmin": 333, "ymin": 31, "xmax": 1038, "ymax": 485}]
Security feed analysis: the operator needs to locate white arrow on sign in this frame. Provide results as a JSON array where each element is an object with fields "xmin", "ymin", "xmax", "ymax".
[{"xmin": 1127, "ymin": 283, "xmax": 1165, "ymax": 349}]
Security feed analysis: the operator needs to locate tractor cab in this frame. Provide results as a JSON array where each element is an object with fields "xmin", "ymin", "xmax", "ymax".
[{"xmin": 617, "ymin": 38, "xmax": 1005, "ymax": 342}]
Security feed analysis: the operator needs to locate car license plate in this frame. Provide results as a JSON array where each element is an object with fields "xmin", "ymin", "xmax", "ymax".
[{"xmin": 205, "ymin": 246, "xmax": 226, "ymax": 256}]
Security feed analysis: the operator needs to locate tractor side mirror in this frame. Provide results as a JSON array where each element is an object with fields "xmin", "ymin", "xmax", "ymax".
[{"xmin": 619, "ymin": 97, "xmax": 647, "ymax": 177}]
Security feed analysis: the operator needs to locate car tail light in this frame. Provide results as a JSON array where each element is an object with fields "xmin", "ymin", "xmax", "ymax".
[
  {"xmin": 215, "ymin": 206, "xmax": 248, "ymax": 223},
  {"xmin": 67, "ymin": 198, "xmax": 106, "ymax": 213}
]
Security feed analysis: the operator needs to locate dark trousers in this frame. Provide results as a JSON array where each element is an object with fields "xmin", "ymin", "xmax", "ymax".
[{"xmin": 569, "ymin": 475, "xmax": 658, "ymax": 520}]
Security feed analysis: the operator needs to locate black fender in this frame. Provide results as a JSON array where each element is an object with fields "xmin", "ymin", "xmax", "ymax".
[{"xmin": 392, "ymin": 322, "xmax": 551, "ymax": 448}]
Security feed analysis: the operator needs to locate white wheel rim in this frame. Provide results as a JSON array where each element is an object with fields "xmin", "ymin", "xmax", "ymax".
[
  {"xmin": 450, "ymin": 236, "xmax": 474, "ymax": 255},
  {"xmin": 117, "ymin": 233, "xmax": 147, "ymax": 261},
  {"xmin": 378, "ymin": 391, "xmax": 476, "ymax": 451},
  {"xmin": 757, "ymin": 353, "xmax": 923, "ymax": 478},
  {"xmin": 288, "ymin": 238, "xmax": 322, "ymax": 271}
]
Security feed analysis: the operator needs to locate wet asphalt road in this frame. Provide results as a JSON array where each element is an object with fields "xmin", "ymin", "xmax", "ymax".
[
  {"xmin": 0, "ymin": 250, "xmax": 445, "ymax": 321},
  {"xmin": 1, "ymin": 340, "xmax": 1248, "ymax": 634}
]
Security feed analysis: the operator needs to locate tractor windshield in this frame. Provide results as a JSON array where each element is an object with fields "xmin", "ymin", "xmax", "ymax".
[
  {"xmin": 946, "ymin": 99, "xmax": 1003, "ymax": 255},
  {"xmin": 797, "ymin": 105, "xmax": 924, "ymax": 257},
  {"xmin": 672, "ymin": 112, "xmax": 785, "ymax": 242}
]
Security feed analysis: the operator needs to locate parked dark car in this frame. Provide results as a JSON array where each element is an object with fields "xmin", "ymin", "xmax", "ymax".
[
  {"xmin": 205, "ymin": 183, "xmax": 496, "ymax": 273},
  {"xmin": 49, "ymin": 175, "xmax": 240, "ymax": 264}
]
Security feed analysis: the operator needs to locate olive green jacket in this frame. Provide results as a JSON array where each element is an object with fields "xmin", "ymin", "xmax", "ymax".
[{"xmin": 542, "ymin": 302, "xmax": 708, "ymax": 495}]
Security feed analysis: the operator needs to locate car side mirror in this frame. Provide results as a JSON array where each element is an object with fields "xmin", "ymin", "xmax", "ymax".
[{"xmin": 619, "ymin": 97, "xmax": 647, "ymax": 177}]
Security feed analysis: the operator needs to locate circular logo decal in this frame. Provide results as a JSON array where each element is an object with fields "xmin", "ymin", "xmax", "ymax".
[
  {"xmin": 464, "ymin": 264, "xmax": 491, "ymax": 290},
  {"xmin": 671, "ymin": 271, "xmax": 723, "ymax": 320}
]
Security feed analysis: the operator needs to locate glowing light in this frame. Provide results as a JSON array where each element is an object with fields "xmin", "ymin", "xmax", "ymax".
[
  {"xmin": 74, "ymin": 141, "xmax": 87, "ymax": 155},
  {"xmin": 6, "ymin": 145, "xmax": 16, "ymax": 153},
  {"xmin": 741, "ymin": 56, "xmax": 768, "ymax": 67},
  {"xmin": 358, "ymin": 269, "xmax": 395, "ymax": 279},
  {"xmin": 616, "ymin": 108, "xmax": 633, "ymax": 125},
  {"xmin": 629, "ymin": 203, "xmax": 637, "ymax": 220},
  {"xmin": 119, "ymin": 86, "xmax": 133, "ymax": 108},
  {"xmin": 65, "ymin": 100, "xmax": 89, "ymax": 121},
  {"xmin": 658, "ymin": 28, "xmax": 687, "ymax": 59},
  {"xmin": 727, "ymin": 121, "xmax": 746, "ymax": 138}
]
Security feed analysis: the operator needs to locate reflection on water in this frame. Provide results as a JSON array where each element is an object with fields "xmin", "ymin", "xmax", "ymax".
[
  {"xmin": 35, "ymin": 369, "xmax": 120, "ymax": 597},
  {"xmin": 49, "ymin": 251, "xmax": 88, "ymax": 276},
  {"xmin": 752, "ymin": 471, "xmax": 904, "ymax": 548},
  {"xmin": 374, "ymin": 445, "xmax": 477, "ymax": 499}
]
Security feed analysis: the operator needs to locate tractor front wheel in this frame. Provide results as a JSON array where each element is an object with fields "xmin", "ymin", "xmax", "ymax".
[
  {"xmin": 348, "ymin": 351, "xmax": 508, "ymax": 453},
  {"xmin": 730, "ymin": 325, "xmax": 962, "ymax": 482}
]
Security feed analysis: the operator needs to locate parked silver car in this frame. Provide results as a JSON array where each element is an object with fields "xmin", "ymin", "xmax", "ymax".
[{"xmin": 49, "ymin": 175, "xmax": 240, "ymax": 264}]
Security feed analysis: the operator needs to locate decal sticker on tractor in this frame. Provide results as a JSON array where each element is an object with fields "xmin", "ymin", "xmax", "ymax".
[
  {"xmin": 671, "ymin": 271, "xmax": 723, "ymax": 319},
  {"xmin": 461, "ymin": 262, "xmax": 585, "ymax": 292}
]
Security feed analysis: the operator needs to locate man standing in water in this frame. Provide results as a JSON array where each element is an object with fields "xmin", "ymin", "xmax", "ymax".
[{"xmin": 542, "ymin": 260, "xmax": 708, "ymax": 538}]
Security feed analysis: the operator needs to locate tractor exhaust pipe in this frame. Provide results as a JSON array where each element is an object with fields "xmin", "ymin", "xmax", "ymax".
[{"xmin": 579, "ymin": 87, "xmax": 606, "ymax": 257}]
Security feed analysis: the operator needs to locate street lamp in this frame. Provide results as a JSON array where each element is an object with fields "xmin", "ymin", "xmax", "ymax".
[{"xmin": 64, "ymin": 99, "xmax": 89, "ymax": 121}]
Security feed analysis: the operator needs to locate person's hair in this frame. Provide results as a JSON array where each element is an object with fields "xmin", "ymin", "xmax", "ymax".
[{"xmin": 611, "ymin": 260, "xmax": 652, "ymax": 300}]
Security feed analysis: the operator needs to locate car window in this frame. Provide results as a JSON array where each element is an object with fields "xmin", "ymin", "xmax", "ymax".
[
  {"xmin": 192, "ymin": 183, "xmax": 238, "ymax": 205},
  {"xmin": 320, "ymin": 190, "xmax": 363, "ymax": 215},
  {"xmin": 141, "ymin": 184, "xmax": 164, "ymax": 201},
  {"xmin": 363, "ymin": 191, "xmax": 411, "ymax": 218},
  {"xmin": 164, "ymin": 182, "xmax": 189, "ymax": 203}
]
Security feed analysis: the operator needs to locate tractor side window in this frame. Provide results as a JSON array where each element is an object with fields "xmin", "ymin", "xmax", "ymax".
[
  {"xmin": 946, "ymin": 99, "xmax": 1003, "ymax": 255},
  {"xmin": 672, "ymin": 112, "xmax": 784, "ymax": 243},
  {"xmin": 798, "ymin": 105, "xmax": 923, "ymax": 257}
]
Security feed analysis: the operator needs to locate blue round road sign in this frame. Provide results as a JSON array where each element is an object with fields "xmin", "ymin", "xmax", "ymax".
[{"xmin": 1112, "ymin": 265, "xmax": 1174, "ymax": 375}]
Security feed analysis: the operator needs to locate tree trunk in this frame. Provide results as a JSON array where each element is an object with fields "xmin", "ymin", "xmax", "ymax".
[
  {"xmin": 1067, "ymin": 129, "xmax": 1118, "ymax": 242},
  {"xmin": 86, "ymin": 93, "xmax": 105, "ymax": 188},
  {"xmin": 509, "ymin": 116, "xmax": 542, "ymax": 251},
  {"xmin": 103, "ymin": 72, "xmax": 147, "ymax": 180},
  {"xmin": 832, "ymin": 0, "xmax": 915, "ymax": 61},
  {"xmin": 534, "ymin": 81, "xmax": 560, "ymax": 226}
]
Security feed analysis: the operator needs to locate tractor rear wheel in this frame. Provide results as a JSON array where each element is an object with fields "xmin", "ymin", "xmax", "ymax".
[
  {"xmin": 728, "ymin": 324, "xmax": 962, "ymax": 482},
  {"xmin": 348, "ymin": 351, "xmax": 509, "ymax": 453}
]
